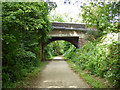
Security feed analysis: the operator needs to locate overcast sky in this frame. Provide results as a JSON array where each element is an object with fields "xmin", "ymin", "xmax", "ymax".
[
  {"xmin": 49, "ymin": 0, "xmax": 119, "ymax": 23},
  {"xmin": 48, "ymin": 0, "xmax": 106, "ymax": 23},
  {"xmin": 51, "ymin": 0, "xmax": 85, "ymax": 14},
  {"xmin": 50, "ymin": 0, "xmax": 116, "ymax": 15},
  {"xmin": 49, "ymin": 0, "xmax": 89, "ymax": 22}
]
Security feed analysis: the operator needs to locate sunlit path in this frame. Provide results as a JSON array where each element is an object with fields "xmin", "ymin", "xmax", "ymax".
[
  {"xmin": 53, "ymin": 56, "xmax": 64, "ymax": 59},
  {"xmin": 29, "ymin": 56, "xmax": 90, "ymax": 88}
]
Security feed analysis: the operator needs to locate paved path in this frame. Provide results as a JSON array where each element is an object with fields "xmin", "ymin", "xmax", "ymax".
[{"xmin": 30, "ymin": 56, "xmax": 90, "ymax": 88}]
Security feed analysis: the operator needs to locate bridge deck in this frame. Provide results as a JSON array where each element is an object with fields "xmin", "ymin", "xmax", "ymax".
[
  {"xmin": 52, "ymin": 26, "xmax": 96, "ymax": 31},
  {"xmin": 51, "ymin": 22, "xmax": 97, "ymax": 31},
  {"xmin": 52, "ymin": 22, "xmax": 86, "ymax": 28}
]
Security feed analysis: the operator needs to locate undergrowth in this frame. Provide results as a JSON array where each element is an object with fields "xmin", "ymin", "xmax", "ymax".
[
  {"xmin": 65, "ymin": 33, "xmax": 119, "ymax": 87},
  {"xmin": 3, "ymin": 61, "xmax": 48, "ymax": 88},
  {"xmin": 67, "ymin": 60, "xmax": 112, "ymax": 88}
]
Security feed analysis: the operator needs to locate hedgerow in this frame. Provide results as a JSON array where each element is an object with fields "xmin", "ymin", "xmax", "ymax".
[
  {"xmin": 65, "ymin": 33, "xmax": 119, "ymax": 87},
  {"xmin": 2, "ymin": 2, "xmax": 51, "ymax": 88}
]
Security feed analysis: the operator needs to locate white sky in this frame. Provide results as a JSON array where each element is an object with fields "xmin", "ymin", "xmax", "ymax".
[
  {"xmin": 50, "ymin": 0, "xmax": 117, "ymax": 14},
  {"xmin": 49, "ymin": 0, "xmax": 88, "ymax": 22},
  {"xmin": 49, "ymin": 0, "xmax": 119, "ymax": 23},
  {"xmin": 49, "ymin": 0, "xmax": 104, "ymax": 22}
]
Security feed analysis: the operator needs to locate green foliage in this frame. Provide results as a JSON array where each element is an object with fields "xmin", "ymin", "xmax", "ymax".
[
  {"xmin": 67, "ymin": 60, "xmax": 112, "ymax": 88},
  {"xmin": 81, "ymin": 1, "xmax": 119, "ymax": 33},
  {"xmin": 44, "ymin": 41, "xmax": 65, "ymax": 58},
  {"xmin": 2, "ymin": 2, "xmax": 51, "ymax": 88},
  {"xmin": 64, "ymin": 44, "xmax": 76, "ymax": 59},
  {"xmin": 49, "ymin": 13, "xmax": 65, "ymax": 22},
  {"xmin": 44, "ymin": 40, "xmax": 75, "ymax": 59},
  {"xmin": 65, "ymin": 36, "xmax": 119, "ymax": 87},
  {"xmin": 49, "ymin": 11, "xmax": 80, "ymax": 23},
  {"xmin": 85, "ymin": 30, "xmax": 103, "ymax": 41},
  {"xmin": 2, "ymin": 2, "xmax": 51, "ymax": 43},
  {"xmin": 76, "ymin": 2, "xmax": 120, "ymax": 87}
]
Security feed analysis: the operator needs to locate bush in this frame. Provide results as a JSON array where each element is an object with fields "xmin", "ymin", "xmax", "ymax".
[
  {"xmin": 2, "ymin": 2, "xmax": 51, "ymax": 88},
  {"xmin": 2, "ymin": 48, "xmax": 41, "ymax": 88},
  {"xmin": 64, "ymin": 33, "xmax": 119, "ymax": 87}
]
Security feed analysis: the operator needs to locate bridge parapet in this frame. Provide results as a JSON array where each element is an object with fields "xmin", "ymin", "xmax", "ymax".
[
  {"xmin": 52, "ymin": 22, "xmax": 86, "ymax": 29},
  {"xmin": 51, "ymin": 22, "xmax": 97, "ymax": 31}
]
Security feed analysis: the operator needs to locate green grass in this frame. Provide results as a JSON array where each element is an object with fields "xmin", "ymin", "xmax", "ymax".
[
  {"xmin": 67, "ymin": 60, "xmax": 112, "ymax": 88},
  {"xmin": 15, "ymin": 61, "xmax": 48, "ymax": 88},
  {"xmin": 3, "ymin": 61, "xmax": 48, "ymax": 88}
]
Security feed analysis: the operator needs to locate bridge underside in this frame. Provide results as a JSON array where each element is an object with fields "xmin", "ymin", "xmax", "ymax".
[
  {"xmin": 46, "ymin": 37, "xmax": 79, "ymax": 48},
  {"xmin": 46, "ymin": 29, "xmax": 88, "ymax": 48},
  {"xmin": 44, "ymin": 22, "xmax": 96, "ymax": 49}
]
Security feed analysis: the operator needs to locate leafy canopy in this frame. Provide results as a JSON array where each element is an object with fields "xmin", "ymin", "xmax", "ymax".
[
  {"xmin": 2, "ymin": 2, "xmax": 52, "ymax": 88},
  {"xmin": 81, "ymin": 1, "xmax": 119, "ymax": 33}
]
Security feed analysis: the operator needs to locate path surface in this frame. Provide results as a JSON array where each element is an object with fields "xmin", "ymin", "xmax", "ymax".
[{"xmin": 30, "ymin": 56, "xmax": 90, "ymax": 88}]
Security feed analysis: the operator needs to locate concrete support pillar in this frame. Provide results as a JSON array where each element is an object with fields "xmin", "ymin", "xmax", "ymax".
[
  {"xmin": 78, "ymin": 39, "xmax": 81, "ymax": 48},
  {"xmin": 78, "ymin": 37, "xmax": 86, "ymax": 48}
]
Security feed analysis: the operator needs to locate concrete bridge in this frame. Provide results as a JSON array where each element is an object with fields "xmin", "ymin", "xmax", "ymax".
[
  {"xmin": 47, "ymin": 22, "xmax": 96, "ymax": 48},
  {"xmin": 41, "ymin": 22, "xmax": 96, "ymax": 60}
]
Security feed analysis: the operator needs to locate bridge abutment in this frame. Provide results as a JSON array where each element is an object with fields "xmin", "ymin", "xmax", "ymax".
[{"xmin": 78, "ymin": 38, "xmax": 86, "ymax": 48}]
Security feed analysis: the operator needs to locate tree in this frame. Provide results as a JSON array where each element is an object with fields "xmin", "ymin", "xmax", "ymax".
[
  {"xmin": 2, "ymin": 2, "xmax": 52, "ymax": 88},
  {"xmin": 81, "ymin": 1, "xmax": 119, "ymax": 33},
  {"xmin": 49, "ymin": 12, "xmax": 65, "ymax": 22}
]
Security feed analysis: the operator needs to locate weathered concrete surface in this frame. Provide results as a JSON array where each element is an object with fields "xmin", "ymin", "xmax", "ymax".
[
  {"xmin": 51, "ymin": 22, "xmax": 86, "ymax": 29},
  {"xmin": 46, "ymin": 37, "xmax": 79, "ymax": 48},
  {"xmin": 49, "ymin": 29, "xmax": 87, "ymax": 37},
  {"xmin": 46, "ymin": 22, "xmax": 96, "ymax": 48},
  {"xmin": 29, "ymin": 56, "xmax": 90, "ymax": 88}
]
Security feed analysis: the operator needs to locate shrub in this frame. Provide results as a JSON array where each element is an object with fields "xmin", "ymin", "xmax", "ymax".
[{"xmin": 64, "ymin": 33, "xmax": 119, "ymax": 87}]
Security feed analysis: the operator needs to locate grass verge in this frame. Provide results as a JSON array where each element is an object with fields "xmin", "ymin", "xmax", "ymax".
[
  {"xmin": 16, "ymin": 61, "xmax": 48, "ymax": 88},
  {"xmin": 67, "ymin": 60, "xmax": 112, "ymax": 88}
]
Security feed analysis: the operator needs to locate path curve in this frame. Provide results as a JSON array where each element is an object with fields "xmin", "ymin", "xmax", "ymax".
[{"xmin": 29, "ymin": 56, "xmax": 90, "ymax": 88}]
